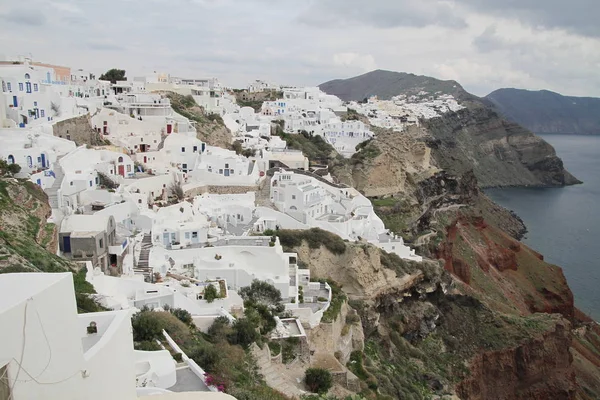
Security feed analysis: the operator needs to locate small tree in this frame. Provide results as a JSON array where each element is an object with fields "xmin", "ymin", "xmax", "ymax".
[
  {"xmin": 99, "ymin": 68, "xmax": 126, "ymax": 84},
  {"xmin": 227, "ymin": 318, "xmax": 259, "ymax": 348},
  {"xmin": 304, "ymin": 368, "xmax": 332, "ymax": 394},
  {"xmin": 0, "ymin": 160, "xmax": 21, "ymax": 177},
  {"xmin": 239, "ymin": 280, "xmax": 283, "ymax": 309},
  {"xmin": 204, "ymin": 284, "xmax": 219, "ymax": 303},
  {"xmin": 170, "ymin": 308, "xmax": 193, "ymax": 325},
  {"xmin": 169, "ymin": 181, "xmax": 184, "ymax": 201}
]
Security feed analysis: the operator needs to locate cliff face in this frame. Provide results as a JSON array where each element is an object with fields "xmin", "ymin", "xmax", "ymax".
[
  {"xmin": 0, "ymin": 179, "xmax": 69, "ymax": 272},
  {"xmin": 456, "ymin": 319, "xmax": 576, "ymax": 400},
  {"xmin": 485, "ymin": 88, "xmax": 600, "ymax": 135},
  {"xmin": 424, "ymin": 106, "xmax": 581, "ymax": 188}
]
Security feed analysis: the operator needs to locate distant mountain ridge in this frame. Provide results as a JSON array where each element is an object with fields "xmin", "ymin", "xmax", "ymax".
[
  {"xmin": 485, "ymin": 88, "xmax": 600, "ymax": 135},
  {"xmin": 319, "ymin": 69, "xmax": 475, "ymax": 102}
]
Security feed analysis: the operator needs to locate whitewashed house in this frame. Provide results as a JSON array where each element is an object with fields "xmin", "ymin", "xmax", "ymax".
[
  {"xmin": 0, "ymin": 63, "xmax": 61, "ymax": 127},
  {"xmin": 152, "ymin": 201, "xmax": 209, "ymax": 248},
  {"xmin": 270, "ymin": 170, "xmax": 422, "ymax": 261},
  {"xmin": 0, "ymin": 128, "xmax": 75, "ymax": 187},
  {"xmin": 0, "ymin": 272, "xmax": 231, "ymax": 399}
]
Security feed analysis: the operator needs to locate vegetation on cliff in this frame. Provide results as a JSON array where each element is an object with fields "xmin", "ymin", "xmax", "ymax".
[
  {"xmin": 0, "ymin": 178, "xmax": 105, "ymax": 313},
  {"xmin": 163, "ymin": 92, "xmax": 233, "ymax": 148}
]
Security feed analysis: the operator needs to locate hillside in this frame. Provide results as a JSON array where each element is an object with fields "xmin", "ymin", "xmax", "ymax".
[
  {"xmin": 321, "ymin": 70, "xmax": 580, "ymax": 188},
  {"xmin": 319, "ymin": 69, "xmax": 474, "ymax": 102},
  {"xmin": 485, "ymin": 88, "xmax": 600, "ymax": 135},
  {"xmin": 0, "ymin": 178, "xmax": 104, "ymax": 312}
]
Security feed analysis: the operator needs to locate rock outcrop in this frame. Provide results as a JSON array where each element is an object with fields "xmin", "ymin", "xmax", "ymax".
[
  {"xmin": 423, "ymin": 106, "xmax": 581, "ymax": 188},
  {"xmin": 456, "ymin": 318, "xmax": 576, "ymax": 400}
]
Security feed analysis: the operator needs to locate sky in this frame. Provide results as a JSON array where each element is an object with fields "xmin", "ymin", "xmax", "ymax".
[{"xmin": 0, "ymin": 0, "xmax": 598, "ymax": 97}]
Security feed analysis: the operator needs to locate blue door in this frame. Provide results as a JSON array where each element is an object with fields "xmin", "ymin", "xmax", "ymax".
[
  {"xmin": 36, "ymin": 179, "xmax": 41, "ymax": 186},
  {"xmin": 40, "ymin": 154, "xmax": 46, "ymax": 168},
  {"xmin": 26, "ymin": 82, "xmax": 31, "ymax": 93},
  {"xmin": 12, "ymin": 96, "xmax": 17, "ymax": 107},
  {"xmin": 224, "ymin": 169, "xmax": 230, "ymax": 177},
  {"xmin": 63, "ymin": 236, "xmax": 71, "ymax": 253},
  {"xmin": 163, "ymin": 233, "xmax": 170, "ymax": 246}
]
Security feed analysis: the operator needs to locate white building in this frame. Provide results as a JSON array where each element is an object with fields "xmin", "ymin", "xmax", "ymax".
[
  {"xmin": 0, "ymin": 273, "xmax": 138, "ymax": 400},
  {"xmin": 270, "ymin": 170, "xmax": 422, "ymax": 261},
  {"xmin": 0, "ymin": 128, "xmax": 75, "ymax": 187},
  {"xmin": 0, "ymin": 63, "xmax": 61, "ymax": 127},
  {"xmin": 321, "ymin": 119, "xmax": 374, "ymax": 158},
  {"xmin": 0, "ymin": 272, "xmax": 235, "ymax": 399},
  {"xmin": 152, "ymin": 201, "xmax": 210, "ymax": 248}
]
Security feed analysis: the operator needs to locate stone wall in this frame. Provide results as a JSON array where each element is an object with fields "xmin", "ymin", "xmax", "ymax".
[
  {"xmin": 53, "ymin": 114, "xmax": 107, "ymax": 146},
  {"xmin": 184, "ymin": 184, "xmax": 258, "ymax": 197}
]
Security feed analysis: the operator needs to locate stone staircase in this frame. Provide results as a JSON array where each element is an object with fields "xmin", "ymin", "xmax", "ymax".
[
  {"xmin": 134, "ymin": 234, "xmax": 153, "ymax": 281},
  {"xmin": 251, "ymin": 344, "xmax": 305, "ymax": 399},
  {"xmin": 46, "ymin": 161, "xmax": 65, "ymax": 209}
]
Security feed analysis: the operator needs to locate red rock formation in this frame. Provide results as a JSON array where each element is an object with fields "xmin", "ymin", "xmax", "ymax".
[{"xmin": 457, "ymin": 320, "xmax": 577, "ymax": 400}]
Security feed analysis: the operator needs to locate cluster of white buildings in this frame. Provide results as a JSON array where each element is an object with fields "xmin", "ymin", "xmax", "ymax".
[
  {"xmin": 349, "ymin": 92, "xmax": 466, "ymax": 132},
  {"xmin": 0, "ymin": 59, "xmax": 428, "ymax": 398}
]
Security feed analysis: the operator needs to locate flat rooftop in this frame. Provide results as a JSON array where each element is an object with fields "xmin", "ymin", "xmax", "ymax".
[{"xmin": 169, "ymin": 367, "xmax": 209, "ymax": 393}]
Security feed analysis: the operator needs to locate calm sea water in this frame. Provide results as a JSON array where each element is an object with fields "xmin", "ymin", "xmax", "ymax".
[{"xmin": 486, "ymin": 134, "xmax": 600, "ymax": 320}]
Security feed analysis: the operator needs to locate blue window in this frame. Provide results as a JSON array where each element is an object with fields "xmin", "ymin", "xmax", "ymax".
[
  {"xmin": 26, "ymin": 82, "xmax": 31, "ymax": 93},
  {"xmin": 40, "ymin": 110, "xmax": 45, "ymax": 117},
  {"xmin": 18, "ymin": 83, "xmax": 23, "ymax": 91},
  {"xmin": 46, "ymin": 72, "xmax": 51, "ymax": 83},
  {"xmin": 89, "ymin": 181, "xmax": 93, "ymax": 187},
  {"xmin": 6, "ymin": 82, "xmax": 11, "ymax": 91},
  {"xmin": 24, "ymin": 73, "xmax": 30, "ymax": 80},
  {"xmin": 33, "ymin": 83, "xmax": 38, "ymax": 91},
  {"xmin": 34, "ymin": 101, "xmax": 37, "ymax": 107},
  {"xmin": 95, "ymin": 177, "xmax": 99, "ymax": 185}
]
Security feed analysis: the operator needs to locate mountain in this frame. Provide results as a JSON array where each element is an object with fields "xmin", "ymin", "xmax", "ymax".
[
  {"xmin": 321, "ymin": 70, "xmax": 580, "ymax": 188},
  {"xmin": 319, "ymin": 69, "xmax": 475, "ymax": 102},
  {"xmin": 485, "ymin": 88, "xmax": 600, "ymax": 135}
]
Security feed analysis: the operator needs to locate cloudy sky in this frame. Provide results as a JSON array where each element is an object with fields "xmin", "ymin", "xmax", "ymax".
[{"xmin": 0, "ymin": 0, "xmax": 598, "ymax": 97}]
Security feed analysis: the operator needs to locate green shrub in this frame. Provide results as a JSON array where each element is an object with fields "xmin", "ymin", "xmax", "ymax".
[
  {"xmin": 204, "ymin": 284, "xmax": 219, "ymax": 303},
  {"xmin": 135, "ymin": 340, "xmax": 162, "ymax": 351},
  {"xmin": 346, "ymin": 314, "xmax": 360, "ymax": 324},
  {"xmin": 268, "ymin": 341, "xmax": 281, "ymax": 356},
  {"xmin": 173, "ymin": 353, "xmax": 183, "ymax": 362},
  {"xmin": 275, "ymin": 228, "xmax": 346, "ymax": 255},
  {"xmin": 170, "ymin": 308, "xmax": 193, "ymax": 325},
  {"xmin": 228, "ymin": 319, "xmax": 260, "ymax": 349},
  {"xmin": 304, "ymin": 368, "xmax": 332, "ymax": 394},
  {"xmin": 207, "ymin": 316, "xmax": 232, "ymax": 341}
]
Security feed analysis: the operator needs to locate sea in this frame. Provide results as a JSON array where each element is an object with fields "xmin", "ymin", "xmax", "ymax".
[{"xmin": 486, "ymin": 134, "xmax": 600, "ymax": 321}]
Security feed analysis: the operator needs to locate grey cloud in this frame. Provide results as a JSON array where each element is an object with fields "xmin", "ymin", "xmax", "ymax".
[
  {"xmin": 86, "ymin": 42, "xmax": 126, "ymax": 51},
  {"xmin": 472, "ymin": 25, "xmax": 505, "ymax": 52},
  {"xmin": 298, "ymin": 0, "xmax": 466, "ymax": 29},
  {"xmin": 457, "ymin": 0, "xmax": 600, "ymax": 37},
  {"xmin": 0, "ymin": 8, "xmax": 46, "ymax": 26}
]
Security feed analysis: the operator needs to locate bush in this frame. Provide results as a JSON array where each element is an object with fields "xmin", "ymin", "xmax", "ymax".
[
  {"xmin": 207, "ymin": 316, "xmax": 232, "ymax": 341},
  {"xmin": 275, "ymin": 228, "xmax": 346, "ymax": 255},
  {"xmin": 170, "ymin": 308, "xmax": 193, "ymax": 325},
  {"xmin": 0, "ymin": 160, "xmax": 21, "ymax": 176},
  {"xmin": 346, "ymin": 314, "xmax": 361, "ymax": 324},
  {"xmin": 135, "ymin": 340, "xmax": 162, "ymax": 351},
  {"xmin": 228, "ymin": 319, "xmax": 260, "ymax": 349},
  {"xmin": 131, "ymin": 309, "xmax": 192, "ymax": 344},
  {"xmin": 239, "ymin": 280, "xmax": 283, "ymax": 308},
  {"xmin": 204, "ymin": 284, "xmax": 219, "ymax": 303},
  {"xmin": 268, "ymin": 341, "xmax": 281, "ymax": 356},
  {"xmin": 304, "ymin": 368, "xmax": 332, "ymax": 394}
]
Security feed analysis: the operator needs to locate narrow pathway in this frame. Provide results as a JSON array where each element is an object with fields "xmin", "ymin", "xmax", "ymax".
[
  {"xmin": 251, "ymin": 344, "xmax": 306, "ymax": 399},
  {"xmin": 134, "ymin": 233, "xmax": 153, "ymax": 281}
]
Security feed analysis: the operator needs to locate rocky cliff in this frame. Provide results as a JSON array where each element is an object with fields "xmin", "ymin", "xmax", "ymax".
[
  {"xmin": 423, "ymin": 106, "xmax": 581, "ymax": 188},
  {"xmin": 485, "ymin": 88, "xmax": 600, "ymax": 135},
  {"xmin": 321, "ymin": 70, "xmax": 580, "ymax": 189}
]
